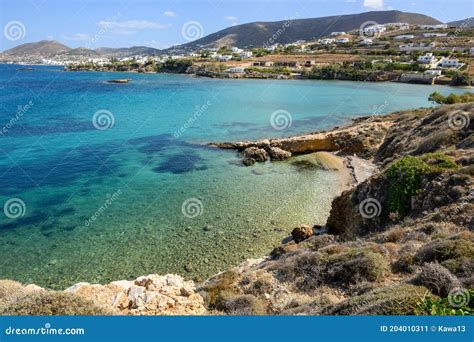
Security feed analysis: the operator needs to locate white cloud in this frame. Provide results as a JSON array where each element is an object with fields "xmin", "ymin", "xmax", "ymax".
[
  {"xmin": 97, "ymin": 20, "xmax": 171, "ymax": 34},
  {"xmin": 63, "ymin": 33, "xmax": 93, "ymax": 41},
  {"xmin": 363, "ymin": 0, "xmax": 385, "ymax": 9},
  {"xmin": 224, "ymin": 16, "xmax": 238, "ymax": 21},
  {"xmin": 164, "ymin": 11, "xmax": 176, "ymax": 17}
]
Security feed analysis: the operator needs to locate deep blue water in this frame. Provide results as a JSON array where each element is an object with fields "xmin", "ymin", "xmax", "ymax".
[{"xmin": 0, "ymin": 64, "xmax": 467, "ymax": 288}]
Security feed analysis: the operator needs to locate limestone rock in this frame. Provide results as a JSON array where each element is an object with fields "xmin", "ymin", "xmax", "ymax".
[{"xmin": 268, "ymin": 147, "xmax": 292, "ymax": 161}]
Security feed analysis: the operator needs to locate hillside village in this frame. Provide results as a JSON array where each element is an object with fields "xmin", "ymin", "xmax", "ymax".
[{"xmin": 2, "ymin": 21, "xmax": 474, "ymax": 86}]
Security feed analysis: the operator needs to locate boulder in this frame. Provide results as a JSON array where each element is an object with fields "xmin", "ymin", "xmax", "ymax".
[
  {"xmin": 242, "ymin": 147, "xmax": 268, "ymax": 163},
  {"xmin": 291, "ymin": 224, "xmax": 314, "ymax": 243},
  {"xmin": 268, "ymin": 147, "xmax": 292, "ymax": 160}
]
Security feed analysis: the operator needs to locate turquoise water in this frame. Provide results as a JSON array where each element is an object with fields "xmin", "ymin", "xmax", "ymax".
[{"xmin": 0, "ymin": 64, "xmax": 467, "ymax": 288}]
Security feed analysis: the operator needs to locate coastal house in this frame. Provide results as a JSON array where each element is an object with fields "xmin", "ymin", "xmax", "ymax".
[
  {"xmin": 364, "ymin": 24, "xmax": 386, "ymax": 35},
  {"xmin": 399, "ymin": 42, "xmax": 436, "ymax": 52},
  {"xmin": 265, "ymin": 44, "xmax": 279, "ymax": 51},
  {"xmin": 330, "ymin": 31, "xmax": 346, "ymax": 36},
  {"xmin": 274, "ymin": 61, "xmax": 299, "ymax": 68},
  {"xmin": 394, "ymin": 35, "xmax": 414, "ymax": 40},
  {"xmin": 320, "ymin": 38, "xmax": 335, "ymax": 45},
  {"xmin": 240, "ymin": 51, "xmax": 253, "ymax": 58},
  {"xmin": 253, "ymin": 61, "xmax": 274, "ymax": 67},
  {"xmin": 336, "ymin": 38, "xmax": 350, "ymax": 44},
  {"xmin": 417, "ymin": 53, "xmax": 438, "ymax": 68},
  {"xmin": 227, "ymin": 67, "xmax": 246, "ymax": 73},
  {"xmin": 424, "ymin": 69, "xmax": 442, "ymax": 76},
  {"xmin": 417, "ymin": 24, "xmax": 448, "ymax": 29},
  {"xmin": 470, "ymin": 47, "xmax": 474, "ymax": 56},
  {"xmin": 231, "ymin": 47, "xmax": 242, "ymax": 53},
  {"xmin": 217, "ymin": 55, "xmax": 233, "ymax": 61},
  {"xmin": 422, "ymin": 32, "xmax": 448, "ymax": 38},
  {"xmin": 304, "ymin": 60, "xmax": 316, "ymax": 67},
  {"xmin": 438, "ymin": 57, "xmax": 464, "ymax": 69},
  {"xmin": 360, "ymin": 38, "xmax": 373, "ymax": 45},
  {"xmin": 384, "ymin": 22, "xmax": 410, "ymax": 30}
]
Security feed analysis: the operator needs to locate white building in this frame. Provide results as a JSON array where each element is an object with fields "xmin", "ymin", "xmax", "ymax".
[
  {"xmin": 336, "ymin": 38, "xmax": 350, "ymax": 44},
  {"xmin": 364, "ymin": 25, "xmax": 386, "ymax": 35},
  {"xmin": 360, "ymin": 38, "xmax": 373, "ymax": 45},
  {"xmin": 394, "ymin": 35, "xmax": 414, "ymax": 40},
  {"xmin": 330, "ymin": 31, "xmax": 346, "ymax": 36},
  {"xmin": 422, "ymin": 32, "xmax": 448, "ymax": 38},
  {"xmin": 320, "ymin": 38, "xmax": 335, "ymax": 45},
  {"xmin": 227, "ymin": 67, "xmax": 246, "ymax": 73},
  {"xmin": 417, "ymin": 53, "xmax": 439, "ymax": 68},
  {"xmin": 240, "ymin": 51, "xmax": 253, "ymax": 58},
  {"xmin": 217, "ymin": 55, "xmax": 233, "ymax": 61},
  {"xmin": 231, "ymin": 47, "xmax": 242, "ymax": 53},
  {"xmin": 470, "ymin": 47, "xmax": 474, "ymax": 56},
  {"xmin": 438, "ymin": 57, "xmax": 464, "ymax": 69},
  {"xmin": 417, "ymin": 24, "xmax": 448, "ymax": 29},
  {"xmin": 400, "ymin": 42, "xmax": 436, "ymax": 52},
  {"xmin": 424, "ymin": 69, "xmax": 442, "ymax": 76},
  {"xmin": 383, "ymin": 22, "xmax": 410, "ymax": 30}
]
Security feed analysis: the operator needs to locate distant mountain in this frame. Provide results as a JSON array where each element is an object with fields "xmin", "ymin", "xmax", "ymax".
[
  {"xmin": 2, "ymin": 40, "xmax": 71, "ymax": 57},
  {"xmin": 168, "ymin": 10, "xmax": 441, "ymax": 51},
  {"xmin": 2, "ymin": 10, "xmax": 444, "ymax": 59},
  {"xmin": 447, "ymin": 17, "xmax": 474, "ymax": 27},
  {"xmin": 95, "ymin": 46, "xmax": 161, "ymax": 58}
]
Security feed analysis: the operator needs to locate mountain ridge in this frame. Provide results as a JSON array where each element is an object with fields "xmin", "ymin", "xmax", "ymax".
[{"xmin": 1, "ymin": 10, "xmax": 445, "ymax": 58}]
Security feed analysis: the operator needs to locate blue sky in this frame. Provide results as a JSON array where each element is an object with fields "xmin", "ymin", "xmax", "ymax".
[{"xmin": 1, "ymin": 0, "xmax": 473, "ymax": 51}]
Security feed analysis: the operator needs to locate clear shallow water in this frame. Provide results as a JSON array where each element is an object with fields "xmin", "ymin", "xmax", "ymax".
[{"xmin": 0, "ymin": 64, "xmax": 467, "ymax": 288}]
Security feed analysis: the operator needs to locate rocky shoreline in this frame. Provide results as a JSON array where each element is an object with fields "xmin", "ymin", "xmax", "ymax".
[{"xmin": 1, "ymin": 103, "xmax": 472, "ymax": 316}]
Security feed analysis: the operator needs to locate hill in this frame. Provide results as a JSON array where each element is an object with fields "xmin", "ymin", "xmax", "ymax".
[
  {"xmin": 169, "ymin": 10, "xmax": 441, "ymax": 51},
  {"xmin": 2, "ymin": 40, "xmax": 71, "ymax": 57},
  {"xmin": 448, "ymin": 17, "xmax": 474, "ymax": 27}
]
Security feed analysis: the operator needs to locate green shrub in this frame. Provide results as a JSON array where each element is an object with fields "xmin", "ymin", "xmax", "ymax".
[
  {"xmin": 429, "ymin": 91, "xmax": 474, "ymax": 104},
  {"xmin": 415, "ymin": 237, "xmax": 474, "ymax": 273},
  {"xmin": 0, "ymin": 291, "xmax": 109, "ymax": 315},
  {"xmin": 385, "ymin": 154, "xmax": 458, "ymax": 217},
  {"xmin": 414, "ymin": 289, "xmax": 473, "ymax": 315}
]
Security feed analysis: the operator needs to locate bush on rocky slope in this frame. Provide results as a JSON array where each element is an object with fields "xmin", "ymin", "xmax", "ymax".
[{"xmin": 0, "ymin": 291, "xmax": 110, "ymax": 315}]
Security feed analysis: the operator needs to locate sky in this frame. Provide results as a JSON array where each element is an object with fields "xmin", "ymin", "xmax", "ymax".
[{"xmin": 1, "ymin": 0, "xmax": 473, "ymax": 51}]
